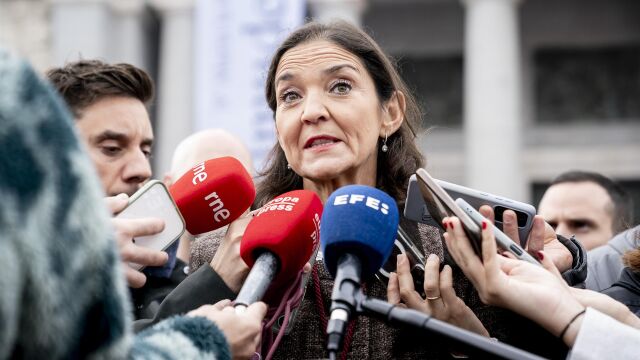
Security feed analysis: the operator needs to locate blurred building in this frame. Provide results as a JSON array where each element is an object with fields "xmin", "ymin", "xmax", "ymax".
[{"xmin": 1, "ymin": 0, "xmax": 639, "ymax": 221}]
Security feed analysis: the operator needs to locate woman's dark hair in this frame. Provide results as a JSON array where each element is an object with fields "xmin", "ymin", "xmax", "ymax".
[{"xmin": 256, "ymin": 21, "xmax": 425, "ymax": 206}]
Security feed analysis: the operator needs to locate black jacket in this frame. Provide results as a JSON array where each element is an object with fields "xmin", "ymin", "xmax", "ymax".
[{"xmin": 602, "ymin": 267, "xmax": 640, "ymax": 316}]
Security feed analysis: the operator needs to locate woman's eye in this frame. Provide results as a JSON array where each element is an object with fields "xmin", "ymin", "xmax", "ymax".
[
  {"xmin": 331, "ymin": 80, "xmax": 352, "ymax": 95},
  {"xmin": 280, "ymin": 90, "xmax": 300, "ymax": 103}
]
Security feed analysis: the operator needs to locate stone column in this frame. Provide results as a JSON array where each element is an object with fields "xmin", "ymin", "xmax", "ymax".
[
  {"xmin": 461, "ymin": 0, "xmax": 526, "ymax": 200},
  {"xmin": 308, "ymin": 0, "xmax": 367, "ymax": 26},
  {"xmin": 149, "ymin": 0, "xmax": 195, "ymax": 177}
]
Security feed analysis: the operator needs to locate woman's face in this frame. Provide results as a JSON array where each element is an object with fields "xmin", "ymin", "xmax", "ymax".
[{"xmin": 274, "ymin": 40, "xmax": 392, "ymax": 182}]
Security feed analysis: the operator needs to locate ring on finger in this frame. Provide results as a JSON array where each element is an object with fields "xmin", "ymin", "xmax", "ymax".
[{"xmin": 425, "ymin": 295, "xmax": 441, "ymax": 300}]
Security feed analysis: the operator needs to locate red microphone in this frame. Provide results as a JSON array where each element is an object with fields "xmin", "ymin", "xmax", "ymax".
[
  {"xmin": 235, "ymin": 190, "xmax": 323, "ymax": 311},
  {"xmin": 169, "ymin": 156, "xmax": 255, "ymax": 235}
]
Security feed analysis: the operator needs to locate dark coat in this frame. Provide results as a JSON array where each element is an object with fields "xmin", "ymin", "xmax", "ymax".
[{"xmin": 602, "ymin": 268, "xmax": 640, "ymax": 316}]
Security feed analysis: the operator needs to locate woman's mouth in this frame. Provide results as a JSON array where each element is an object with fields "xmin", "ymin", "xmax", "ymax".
[{"xmin": 304, "ymin": 136, "xmax": 340, "ymax": 149}]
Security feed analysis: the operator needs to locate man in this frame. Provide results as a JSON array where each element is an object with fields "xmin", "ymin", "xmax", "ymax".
[
  {"xmin": 47, "ymin": 60, "xmax": 169, "ymax": 290},
  {"xmin": 538, "ymin": 170, "xmax": 634, "ymax": 290},
  {"xmin": 538, "ymin": 171, "xmax": 632, "ymax": 251}
]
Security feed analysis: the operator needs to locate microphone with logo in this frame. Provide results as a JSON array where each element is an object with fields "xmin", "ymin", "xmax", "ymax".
[
  {"xmin": 234, "ymin": 189, "xmax": 323, "ymax": 313},
  {"xmin": 321, "ymin": 185, "xmax": 399, "ymax": 359},
  {"xmin": 169, "ymin": 156, "xmax": 255, "ymax": 235}
]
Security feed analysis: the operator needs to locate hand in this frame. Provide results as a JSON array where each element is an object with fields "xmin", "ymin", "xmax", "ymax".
[
  {"xmin": 105, "ymin": 194, "xmax": 169, "ymax": 288},
  {"xmin": 188, "ymin": 299, "xmax": 267, "ymax": 359},
  {"xmin": 443, "ymin": 216, "xmax": 585, "ymax": 346},
  {"xmin": 387, "ymin": 253, "xmax": 489, "ymax": 336},
  {"xmin": 480, "ymin": 206, "xmax": 572, "ymax": 272},
  {"xmin": 210, "ymin": 213, "xmax": 253, "ymax": 293}
]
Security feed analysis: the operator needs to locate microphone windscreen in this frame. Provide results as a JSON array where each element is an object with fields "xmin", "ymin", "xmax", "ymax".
[
  {"xmin": 169, "ymin": 156, "xmax": 255, "ymax": 235},
  {"xmin": 240, "ymin": 190, "xmax": 323, "ymax": 288},
  {"xmin": 321, "ymin": 185, "xmax": 399, "ymax": 279}
]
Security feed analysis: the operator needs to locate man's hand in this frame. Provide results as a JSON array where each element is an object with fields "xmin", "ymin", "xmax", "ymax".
[
  {"xmin": 481, "ymin": 206, "xmax": 573, "ymax": 272},
  {"xmin": 188, "ymin": 300, "xmax": 267, "ymax": 359},
  {"xmin": 105, "ymin": 194, "xmax": 169, "ymax": 288}
]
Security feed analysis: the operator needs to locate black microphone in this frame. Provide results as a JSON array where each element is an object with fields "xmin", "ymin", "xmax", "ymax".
[{"xmin": 320, "ymin": 186, "xmax": 399, "ymax": 357}]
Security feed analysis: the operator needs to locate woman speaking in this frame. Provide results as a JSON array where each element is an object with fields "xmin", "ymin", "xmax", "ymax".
[{"xmin": 186, "ymin": 21, "xmax": 583, "ymax": 359}]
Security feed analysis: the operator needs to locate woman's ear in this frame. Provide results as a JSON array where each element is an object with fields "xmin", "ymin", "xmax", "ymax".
[{"xmin": 380, "ymin": 90, "xmax": 406, "ymax": 137}]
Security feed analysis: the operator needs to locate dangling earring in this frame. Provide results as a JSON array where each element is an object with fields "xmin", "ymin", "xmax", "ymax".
[
  {"xmin": 287, "ymin": 163, "xmax": 292, "ymax": 170},
  {"xmin": 381, "ymin": 132, "xmax": 389, "ymax": 153}
]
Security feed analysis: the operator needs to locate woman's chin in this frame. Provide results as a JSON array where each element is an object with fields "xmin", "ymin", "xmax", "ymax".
[{"xmin": 298, "ymin": 162, "xmax": 349, "ymax": 181}]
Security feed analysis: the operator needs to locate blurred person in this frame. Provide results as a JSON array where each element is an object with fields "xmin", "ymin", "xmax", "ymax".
[
  {"xmin": 0, "ymin": 50, "xmax": 266, "ymax": 360},
  {"xmin": 601, "ymin": 225, "xmax": 640, "ymax": 316},
  {"xmin": 538, "ymin": 170, "xmax": 634, "ymax": 290},
  {"xmin": 46, "ymin": 61, "xmax": 176, "ymax": 316},
  {"xmin": 538, "ymin": 170, "xmax": 633, "ymax": 250},
  {"xmin": 439, "ymin": 209, "xmax": 640, "ymax": 359},
  {"xmin": 164, "ymin": 128, "xmax": 255, "ymax": 264},
  {"xmin": 166, "ymin": 21, "xmax": 588, "ymax": 359}
]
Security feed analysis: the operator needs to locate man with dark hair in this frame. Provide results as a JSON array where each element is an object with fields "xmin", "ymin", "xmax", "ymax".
[
  {"xmin": 539, "ymin": 170, "xmax": 632, "ymax": 250},
  {"xmin": 47, "ymin": 60, "xmax": 154, "ymax": 197},
  {"xmin": 538, "ymin": 170, "xmax": 635, "ymax": 290},
  {"xmin": 46, "ymin": 60, "xmax": 173, "ymax": 297}
]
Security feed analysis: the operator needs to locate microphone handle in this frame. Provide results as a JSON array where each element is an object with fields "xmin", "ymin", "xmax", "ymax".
[
  {"xmin": 327, "ymin": 253, "xmax": 362, "ymax": 353},
  {"xmin": 235, "ymin": 251, "xmax": 279, "ymax": 313},
  {"xmin": 359, "ymin": 296, "xmax": 545, "ymax": 360}
]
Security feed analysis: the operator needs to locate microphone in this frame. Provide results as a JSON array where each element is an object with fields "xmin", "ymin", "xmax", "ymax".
[
  {"xmin": 169, "ymin": 156, "xmax": 255, "ymax": 235},
  {"xmin": 235, "ymin": 190, "xmax": 323, "ymax": 312},
  {"xmin": 321, "ymin": 185, "xmax": 399, "ymax": 356}
]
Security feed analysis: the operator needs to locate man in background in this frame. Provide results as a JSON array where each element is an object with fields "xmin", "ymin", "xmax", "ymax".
[
  {"xmin": 47, "ymin": 60, "xmax": 172, "ymax": 297},
  {"xmin": 538, "ymin": 170, "xmax": 634, "ymax": 290}
]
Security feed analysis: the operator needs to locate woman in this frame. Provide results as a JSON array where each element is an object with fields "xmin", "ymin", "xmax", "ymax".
[{"xmin": 185, "ymin": 21, "xmax": 584, "ymax": 359}]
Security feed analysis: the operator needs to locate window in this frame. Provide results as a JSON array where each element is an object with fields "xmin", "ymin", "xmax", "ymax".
[
  {"xmin": 535, "ymin": 46, "xmax": 640, "ymax": 124},
  {"xmin": 396, "ymin": 56, "xmax": 463, "ymax": 127}
]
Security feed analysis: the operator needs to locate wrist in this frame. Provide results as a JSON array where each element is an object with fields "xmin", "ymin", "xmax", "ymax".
[
  {"xmin": 545, "ymin": 294, "xmax": 584, "ymax": 337},
  {"xmin": 560, "ymin": 309, "xmax": 585, "ymax": 347}
]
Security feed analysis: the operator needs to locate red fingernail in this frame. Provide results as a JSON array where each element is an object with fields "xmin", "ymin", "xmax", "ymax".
[
  {"xmin": 482, "ymin": 221, "xmax": 487, "ymax": 230},
  {"xmin": 449, "ymin": 221, "xmax": 454, "ymax": 229},
  {"xmin": 537, "ymin": 251, "xmax": 544, "ymax": 261},
  {"xmin": 442, "ymin": 220, "xmax": 447, "ymax": 229}
]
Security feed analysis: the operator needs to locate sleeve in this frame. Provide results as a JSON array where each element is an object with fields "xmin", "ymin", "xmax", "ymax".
[
  {"xmin": 131, "ymin": 316, "xmax": 230, "ymax": 360},
  {"xmin": 557, "ymin": 235, "xmax": 588, "ymax": 288},
  {"xmin": 133, "ymin": 264, "xmax": 237, "ymax": 332},
  {"xmin": 567, "ymin": 308, "xmax": 640, "ymax": 360}
]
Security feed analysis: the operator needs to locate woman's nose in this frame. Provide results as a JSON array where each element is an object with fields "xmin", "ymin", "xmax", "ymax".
[{"xmin": 300, "ymin": 92, "xmax": 328, "ymax": 124}]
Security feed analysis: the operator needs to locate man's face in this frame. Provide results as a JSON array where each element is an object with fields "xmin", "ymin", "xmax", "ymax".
[
  {"xmin": 538, "ymin": 181, "xmax": 614, "ymax": 250},
  {"xmin": 76, "ymin": 96, "xmax": 153, "ymax": 196}
]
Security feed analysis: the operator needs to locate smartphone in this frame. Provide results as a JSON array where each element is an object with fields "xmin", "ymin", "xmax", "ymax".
[
  {"xmin": 405, "ymin": 175, "xmax": 536, "ymax": 246},
  {"xmin": 414, "ymin": 168, "xmax": 484, "ymax": 255},
  {"xmin": 376, "ymin": 226, "xmax": 428, "ymax": 296},
  {"xmin": 455, "ymin": 198, "xmax": 540, "ymax": 266},
  {"xmin": 116, "ymin": 180, "xmax": 186, "ymax": 270}
]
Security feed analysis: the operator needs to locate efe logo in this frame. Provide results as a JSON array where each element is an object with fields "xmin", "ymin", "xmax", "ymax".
[{"xmin": 333, "ymin": 194, "xmax": 390, "ymax": 215}]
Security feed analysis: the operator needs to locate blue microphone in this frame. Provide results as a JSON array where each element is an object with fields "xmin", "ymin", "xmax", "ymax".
[{"xmin": 321, "ymin": 185, "xmax": 399, "ymax": 357}]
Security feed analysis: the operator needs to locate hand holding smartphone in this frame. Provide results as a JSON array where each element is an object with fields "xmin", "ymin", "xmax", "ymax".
[
  {"xmin": 115, "ymin": 180, "xmax": 186, "ymax": 270},
  {"xmin": 455, "ymin": 198, "xmax": 540, "ymax": 266}
]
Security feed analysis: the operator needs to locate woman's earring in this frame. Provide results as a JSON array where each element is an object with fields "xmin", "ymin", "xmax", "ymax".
[
  {"xmin": 381, "ymin": 132, "xmax": 389, "ymax": 153},
  {"xmin": 287, "ymin": 163, "xmax": 292, "ymax": 170}
]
